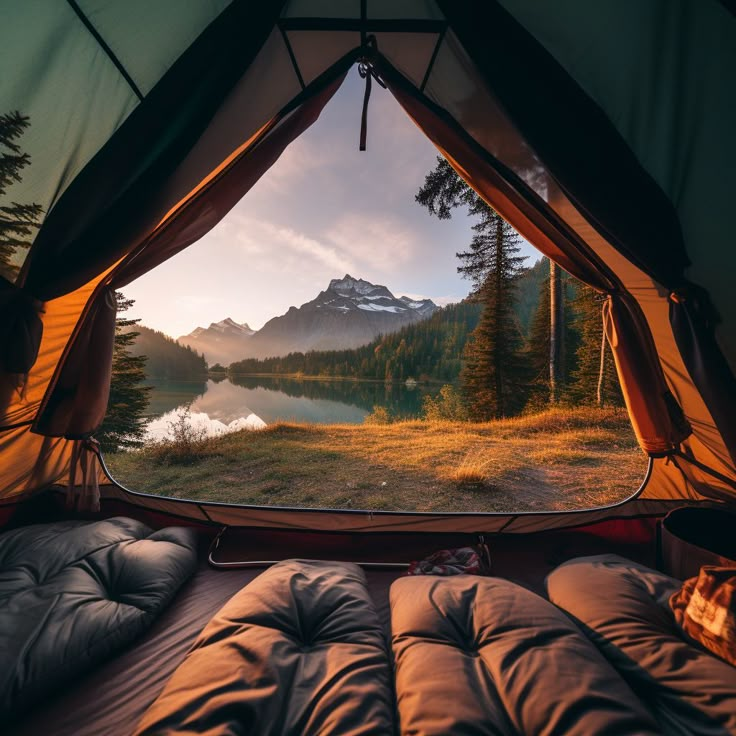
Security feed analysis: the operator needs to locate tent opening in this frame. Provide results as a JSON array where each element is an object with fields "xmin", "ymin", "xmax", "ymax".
[{"xmin": 98, "ymin": 66, "xmax": 647, "ymax": 514}]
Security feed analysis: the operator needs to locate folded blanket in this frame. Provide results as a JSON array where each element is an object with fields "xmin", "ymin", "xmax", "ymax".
[
  {"xmin": 407, "ymin": 546, "xmax": 490, "ymax": 576},
  {"xmin": 670, "ymin": 566, "xmax": 736, "ymax": 667}
]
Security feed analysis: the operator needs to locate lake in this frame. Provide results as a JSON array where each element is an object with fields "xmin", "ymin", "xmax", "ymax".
[{"xmin": 143, "ymin": 375, "xmax": 441, "ymax": 441}]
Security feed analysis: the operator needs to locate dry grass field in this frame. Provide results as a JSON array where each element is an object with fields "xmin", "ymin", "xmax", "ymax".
[{"xmin": 104, "ymin": 407, "xmax": 646, "ymax": 513}]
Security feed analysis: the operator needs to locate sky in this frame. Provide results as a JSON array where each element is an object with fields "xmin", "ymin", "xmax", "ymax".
[{"xmin": 125, "ymin": 66, "xmax": 540, "ymax": 337}]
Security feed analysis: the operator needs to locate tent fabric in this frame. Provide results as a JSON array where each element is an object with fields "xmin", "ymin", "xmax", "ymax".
[
  {"xmin": 438, "ymin": 1, "xmax": 689, "ymax": 290},
  {"xmin": 34, "ymin": 72, "xmax": 348, "ymax": 439},
  {"xmin": 499, "ymin": 1, "xmax": 736, "ymax": 371},
  {"xmin": 492, "ymin": 0, "xmax": 736, "ymax": 468},
  {"xmin": 0, "ymin": 2, "xmax": 285, "ymax": 361},
  {"xmin": 0, "ymin": 1, "xmax": 734, "ymax": 526}
]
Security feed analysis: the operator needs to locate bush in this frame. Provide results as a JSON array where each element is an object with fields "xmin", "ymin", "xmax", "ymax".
[
  {"xmin": 423, "ymin": 385, "xmax": 468, "ymax": 422},
  {"xmin": 364, "ymin": 405, "xmax": 392, "ymax": 425},
  {"xmin": 145, "ymin": 408, "xmax": 219, "ymax": 465}
]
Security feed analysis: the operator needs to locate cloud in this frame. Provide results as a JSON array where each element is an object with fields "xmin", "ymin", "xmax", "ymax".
[
  {"xmin": 211, "ymin": 211, "xmax": 357, "ymax": 275},
  {"xmin": 325, "ymin": 212, "xmax": 420, "ymax": 272},
  {"xmin": 256, "ymin": 135, "xmax": 342, "ymax": 196},
  {"xmin": 260, "ymin": 221, "xmax": 356, "ymax": 274}
]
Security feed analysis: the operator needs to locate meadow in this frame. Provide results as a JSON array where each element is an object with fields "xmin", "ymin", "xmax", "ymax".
[{"xmin": 104, "ymin": 407, "xmax": 646, "ymax": 513}]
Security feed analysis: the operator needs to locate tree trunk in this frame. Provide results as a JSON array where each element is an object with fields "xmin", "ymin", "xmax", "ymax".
[
  {"xmin": 494, "ymin": 218, "xmax": 504, "ymax": 416},
  {"xmin": 549, "ymin": 261, "xmax": 562, "ymax": 402}
]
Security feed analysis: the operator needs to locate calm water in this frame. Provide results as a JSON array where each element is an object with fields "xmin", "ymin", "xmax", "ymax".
[{"xmin": 143, "ymin": 376, "xmax": 439, "ymax": 441}]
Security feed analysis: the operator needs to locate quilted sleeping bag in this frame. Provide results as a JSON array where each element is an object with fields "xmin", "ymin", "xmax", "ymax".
[{"xmin": 0, "ymin": 516, "xmax": 198, "ymax": 719}]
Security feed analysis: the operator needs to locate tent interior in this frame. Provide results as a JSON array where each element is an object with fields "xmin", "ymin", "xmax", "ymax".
[{"xmin": 2, "ymin": 1, "xmax": 736, "ymax": 733}]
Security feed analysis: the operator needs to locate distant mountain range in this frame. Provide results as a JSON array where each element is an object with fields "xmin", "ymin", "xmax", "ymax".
[
  {"xmin": 177, "ymin": 318, "xmax": 256, "ymax": 367},
  {"xmin": 177, "ymin": 275, "xmax": 438, "ymax": 366}
]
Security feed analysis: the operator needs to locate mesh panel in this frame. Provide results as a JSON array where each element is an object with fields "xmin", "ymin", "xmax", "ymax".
[
  {"xmin": 374, "ymin": 32, "xmax": 440, "ymax": 88},
  {"xmin": 287, "ymin": 31, "xmax": 361, "ymax": 85}
]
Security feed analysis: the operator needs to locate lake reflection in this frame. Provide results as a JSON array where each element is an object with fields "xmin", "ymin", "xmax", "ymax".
[{"xmin": 143, "ymin": 376, "xmax": 434, "ymax": 441}]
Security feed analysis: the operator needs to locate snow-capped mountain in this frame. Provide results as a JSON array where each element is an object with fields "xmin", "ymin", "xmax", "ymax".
[
  {"xmin": 178, "ymin": 277, "xmax": 437, "ymax": 366},
  {"xmin": 178, "ymin": 318, "xmax": 255, "ymax": 366},
  {"xmin": 245, "ymin": 275, "xmax": 437, "ymax": 360}
]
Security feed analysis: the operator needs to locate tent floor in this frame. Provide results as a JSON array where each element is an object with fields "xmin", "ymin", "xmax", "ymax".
[{"xmin": 7, "ymin": 518, "xmax": 657, "ymax": 736}]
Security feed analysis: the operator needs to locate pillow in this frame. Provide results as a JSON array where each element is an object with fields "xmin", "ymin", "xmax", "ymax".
[{"xmin": 670, "ymin": 566, "xmax": 736, "ymax": 667}]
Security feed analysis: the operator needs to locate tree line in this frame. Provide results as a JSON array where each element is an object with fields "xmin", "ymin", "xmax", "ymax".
[
  {"xmin": 128, "ymin": 324, "xmax": 207, "ymax": 381},
  {"xmin": 229, "ymin": 300, "xmax": 482, "ymax": 383},
  {"xmin": 415, "ymin": 157, "xmax": 622, "ymax": 421}
]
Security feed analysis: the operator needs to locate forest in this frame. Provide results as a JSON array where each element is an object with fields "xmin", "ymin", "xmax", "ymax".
[
  {"xmin": 229, "ymin": 299, "xmax": 482, "ymax": 384},
  {"xmin": 129, "ymin": 325, "xmax": 207, "ymax": 381},
  {"xmin": 229, "ymin": 257, "xmax": 622, "ymax": 418}
]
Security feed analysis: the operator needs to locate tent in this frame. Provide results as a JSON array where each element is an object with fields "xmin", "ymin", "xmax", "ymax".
[
  {"xmin": 1, "ymin": 1, "xmax": 735, "ymax": 531},
  {"xmin": 2, "ymin": 2, "xmax": 736, "ymax": 733}
]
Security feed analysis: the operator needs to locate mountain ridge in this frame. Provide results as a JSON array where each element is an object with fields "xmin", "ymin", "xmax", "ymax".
[{"xmin": 178, "ymin": 274, "xmax": 438, "ymax": 365}]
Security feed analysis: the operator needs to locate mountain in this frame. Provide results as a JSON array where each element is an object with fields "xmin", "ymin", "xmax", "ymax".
[
  {"xmin": 128, "ymin": 325, "xmax": 207, "ymax": 380},
  {"xmin": 244, "ymin": 275, "xmax": 438, "ymax": 360},
  {"xmin": 180, "ymin": 276, "xmax": 438, "ymax": 366},
  {"xmin": 178, "ymin": 318, "xmax": 255, "ymax": 367}
]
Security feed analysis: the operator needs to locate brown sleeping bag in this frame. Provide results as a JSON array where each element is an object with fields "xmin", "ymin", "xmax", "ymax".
[
  {"xmin": 547, "ymin": 555, "xmax": 736, "ymax": 735},
  {"xmin": 391, "ymin": 575, "xmax": 660, "ymax": 736},
  {"xmin": 135, "ymin": 559, "xmax": 395, "ymax": 736}
]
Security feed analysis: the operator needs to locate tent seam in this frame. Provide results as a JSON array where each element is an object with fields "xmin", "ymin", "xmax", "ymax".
[
  {"xmin": 277, "ymin": 24, "xmax": 306, "ymax": 90},
  {"xmin": 64, "ymin": 0, "xmax": 144, "ymax": 102}
]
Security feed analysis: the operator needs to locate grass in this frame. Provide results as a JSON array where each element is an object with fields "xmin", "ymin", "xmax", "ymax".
[{"xmin": 104, "ymin": 407, "xmax": 646, "ymax": 513}]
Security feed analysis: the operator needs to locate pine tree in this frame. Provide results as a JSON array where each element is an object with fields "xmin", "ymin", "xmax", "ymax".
[
  {"xmin": 459, "ymin": 220, "xmax": 528, "ymax": 419},
  {"xmin": 417, "ymin": 156, "xmax": 529, "ymax": 418},
  {"xmin": 0, "ymin": 111, "xmax": 42, "ymax": 283},
  {"xmin": 97, "ymin": 292, "xmax": 152, "ymax": 452},
  {"xmin": 569, "ymin": 285, "xmax": 622, "ymax": 406},
  {"xmin": 549, "ymin": 261, "xmax": 564, "ymax": 402}
]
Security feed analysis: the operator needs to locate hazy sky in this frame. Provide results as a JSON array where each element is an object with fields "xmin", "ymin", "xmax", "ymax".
[{"xmin": 126, "ymin": 66, "xmax": 539, "ymax": 337}]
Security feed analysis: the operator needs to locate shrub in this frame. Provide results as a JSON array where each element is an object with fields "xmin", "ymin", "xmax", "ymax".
[
  {"xmin": 364, "ymin": 405, "xmax": 392, "ymax": 425},
  {"xmin": 145, "ymin": 408, "xmax": 219, "ymax": 465},
  {"xmin": 423, "ymin": 385, "xmax": 469, "ymax": 422}
]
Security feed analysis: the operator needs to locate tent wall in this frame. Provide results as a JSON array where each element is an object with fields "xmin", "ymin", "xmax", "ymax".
[
  {"xmin": 500, "ymin": 0, "xmax": 736, "ymax": 372},
  {"xmin": 0, "ymin": 0, "xmax": 233, "ymax": 283},
  {"xmin": 34, "ymin": 73, "xmax": 349, "ymax": 439}
]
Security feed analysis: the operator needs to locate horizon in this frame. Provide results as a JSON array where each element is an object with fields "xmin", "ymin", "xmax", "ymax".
[{"xmin": 124, "ymin": 66, "xmax": 540, "ymax": 338}]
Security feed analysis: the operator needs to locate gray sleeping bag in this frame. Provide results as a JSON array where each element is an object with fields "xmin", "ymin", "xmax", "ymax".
[{"xmin": 0, "ymin": 516, "xmax": 198, "ymax": 719}]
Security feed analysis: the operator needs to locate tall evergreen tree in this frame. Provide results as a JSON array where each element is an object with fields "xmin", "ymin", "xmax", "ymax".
[
  {"xmin": 97, "ymin": 293, "xmax": 152, "ymax": 452},
  {"xmin": 569, "ymin": 285, "xmax": 622, "ymax": 406},
  {"xmin": 0, "ymin": 111, "xmax": 42, "ymax": 283},
  {"xmin": 417, "ymin": 157, "xmax": 528, "ymax": 418}
]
